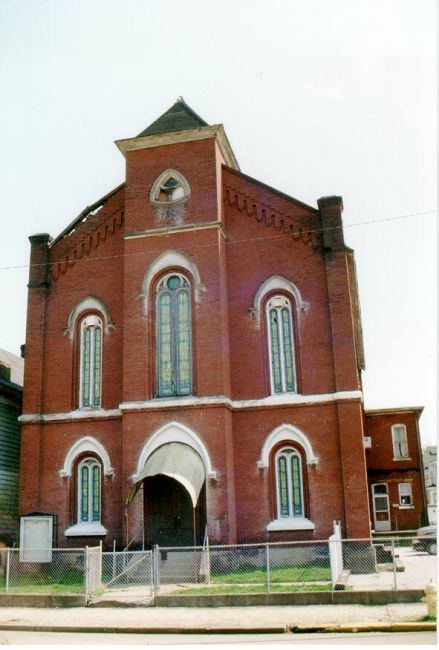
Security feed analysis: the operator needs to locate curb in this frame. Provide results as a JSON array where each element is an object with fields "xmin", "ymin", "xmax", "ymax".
[
  {"xmin": 0, "ymin": 622, "xmax": 435, "ymax": 635},
  {"xmin": 0, "ymin": 624, "xmax": 288, "ymax": 634},
  {"xmin": 0, "ymin": 594, "xmax": 86, "ymax": 608},
  {"xmin": 152, "ymin": 589, "xmax": 424, "ymax": 607},
  {"xmin": 291, "ymin": 622, "xmax": 436, "ymax": 634}
]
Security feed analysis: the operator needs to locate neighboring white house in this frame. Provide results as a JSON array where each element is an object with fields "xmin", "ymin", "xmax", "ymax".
[{"xmin": 423, "ymin": 446, "xmax": 437, "ymax": 525}]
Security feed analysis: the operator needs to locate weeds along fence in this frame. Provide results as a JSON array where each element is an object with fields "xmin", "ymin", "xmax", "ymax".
[
  {"xmin": 154, "ymin": 540, "xmax": 331, "ymax": 595},
  {"xmin": 151, "ymin": 536, "xmax": 436, "ymax": 596},
  {"xmin": 0, "ymin": 537, "xmax": 436, "ymax": 597},
  {"xmin": 0, "ymin": 548, "xmax": 86, "ymax": 594}
]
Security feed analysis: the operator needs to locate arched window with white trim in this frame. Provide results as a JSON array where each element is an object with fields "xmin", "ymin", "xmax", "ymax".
[
  {"xmin": 77, "ymin": 457, "xmax": 101, "ymax": 524},
  {"xmin": 275, "ymin": 447, "xmax": 304, "ymax": 518},
  {"xmin": 79, "ymin": 314, "xmax": 103, "ymax": 408},
  {"xmin": 266, "ymin": 295, "xmax": 296, "ymax": 394},
  {"xmin": 156, "ymin": 273, "xmax": 192, "ymax": 397},
  {"xmin": 150, "ymin": 169, "xmax": 190, "ymax": 206}
]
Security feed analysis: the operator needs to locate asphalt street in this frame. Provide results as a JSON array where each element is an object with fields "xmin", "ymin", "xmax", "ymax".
[{"xmin": 0, "ymin": 630, "xmax": 435, "ymax": 645}]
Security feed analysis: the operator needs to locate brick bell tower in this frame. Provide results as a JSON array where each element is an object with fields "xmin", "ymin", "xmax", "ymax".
[{"xmin": 115, "ymin": 98, "xmax": 240, "ymax": 544}]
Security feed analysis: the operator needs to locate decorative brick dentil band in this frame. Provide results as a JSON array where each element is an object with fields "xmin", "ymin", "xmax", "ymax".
[{"xmin": 224, "ymin": 186, "xmax": 320, "ymax": 248}]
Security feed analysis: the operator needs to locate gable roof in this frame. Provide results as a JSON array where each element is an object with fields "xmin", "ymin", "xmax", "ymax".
[
  {"xmin": 50, "ymin": 183, "xmax": 125, "ymax": 246},
  {"xmin": 137, "ymin": 97, "xmax": 208, "ymax": 137},
  {"xmin": 222, "ymin": 165, "xmax": 319, "ymax": 215}
]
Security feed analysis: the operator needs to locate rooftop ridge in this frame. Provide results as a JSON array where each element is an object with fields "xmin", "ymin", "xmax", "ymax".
[
  {"xmin": 137, "ymin": 98, "xmax": 209, "ymax": 138},
  {"xmin": 50, "ymin": 183, "xmax": 125, "ymax": 246}
]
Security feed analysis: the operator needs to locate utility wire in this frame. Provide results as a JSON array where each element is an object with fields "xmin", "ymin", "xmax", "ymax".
[{"xmin": 0, "ymin": 208, "xmax": 436, "ymax": 272}]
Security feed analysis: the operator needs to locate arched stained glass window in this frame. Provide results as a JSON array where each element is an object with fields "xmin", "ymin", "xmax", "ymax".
[
  {"xmin": 79, "ymin": 315, "xmax": 102, "ymax": 408},
  {"xmin": 267, "ymin": 296, "xmax": 296, "ymax": 394},
  {"xmin": 78, "ymin": 458, "xmax": 101, "ymax": 523},
  {"xmin": 156, "ymin": 273, "xmax": 192, "ymax": 397},
  {"xmin": 275, "ymin": 448, "xmax": 304, "ymax": 518}
]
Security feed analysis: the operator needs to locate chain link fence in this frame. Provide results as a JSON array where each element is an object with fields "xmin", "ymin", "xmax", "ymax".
[
  {"xmin": 0, "ymin": 548, "xmax": 85, "ymax": 594},
  {"xmin": 0, "ymin": 536, "xmax": 435, "ymax": 598},
  {"xmin": 152, "ymin": 541, "xmax": 332, "ymax": 595},
  {"xmin": 152, "ymin": 536, "xmax": 437, "ymax": 596}
]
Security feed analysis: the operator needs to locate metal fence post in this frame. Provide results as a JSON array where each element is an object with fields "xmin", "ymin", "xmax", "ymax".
[
  {"xmin": 84, "ymin": 546, "xmax": 89, "ymax": 598},
  {"xmin": 391, "ymin": 540, "xmax": 397, "ymax": 590},
  {"xmin": 5, "ymin": 549, "xmax": 10, "ymax": 593},
  {"xmin": 153, "ymin": 545, "xmax": 159, "ymax": 596},
  {"xmin": 266, "ymin": 543, "xmax": 270, "ymax": 594},
  {"xmin": 206, "ymin": 538, "xmax": 211, "ymax": 585},
  {"xmin": 112, "ymin": 540, "xmax": 116, "ymax": 580},
  {"xmin": 329, "ymin": 538, "xmax": 334, "ymax": 592},
  {"xmin": 149, "ymin": 550, "xmax": 154, "ymax": 597}
]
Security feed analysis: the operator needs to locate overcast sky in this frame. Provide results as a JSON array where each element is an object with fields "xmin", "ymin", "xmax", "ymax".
[{"xmin": 0, "ymin": 0, "xmax": 436, "ymax": 444}]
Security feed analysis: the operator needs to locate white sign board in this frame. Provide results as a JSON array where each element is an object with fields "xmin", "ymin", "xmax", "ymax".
[{"xmin": 20, "ymin": 516, "xmax": 53, "ymax": 562}]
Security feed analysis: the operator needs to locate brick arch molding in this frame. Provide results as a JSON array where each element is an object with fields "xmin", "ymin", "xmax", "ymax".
[
  {"xmin": 59, "ymin": 436, "xmax": 114, "ymax": 477},
  {"xmin": 140, "ymin": 250, "xmax": 203, "ymax": 314},
  {"xmin": 64, "ymin": 295, "xmax": 114, "ymax": 337},
  {"xmin": 256, "ymin": 424, "xmax": 319, "ymax": 468},
  {"xmin": 251, "ymin": 275, "xmax": 308, "ymax": 328},
  {"xmin": 132, "ymin": 421, "xmax": 217, "ymax": 481}
]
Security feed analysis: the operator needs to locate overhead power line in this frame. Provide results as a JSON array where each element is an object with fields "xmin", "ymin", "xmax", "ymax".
[{"xmin": 0, "ymin": 208, "xmax": 436, "ymax": 272}]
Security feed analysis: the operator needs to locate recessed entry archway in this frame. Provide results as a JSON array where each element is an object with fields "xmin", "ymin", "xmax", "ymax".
[{"xmin": 127, "ymin": 423, "xmax": 213, "ymax": 547}]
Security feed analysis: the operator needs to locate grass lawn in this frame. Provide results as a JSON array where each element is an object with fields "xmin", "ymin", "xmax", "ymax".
[
  {"xmin": 210, "ymin": 565, "xmax": 331, "ymax": 584},
  {"xmin": 171, "ymin": 583, "xmax": 331, "ymax": 595},
  {"xmin": 0, "ymin": 570, "xmax": 84, "ymax": 594}
]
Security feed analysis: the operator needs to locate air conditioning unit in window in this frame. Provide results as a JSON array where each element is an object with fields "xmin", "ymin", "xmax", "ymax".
[{"xmin": 363, "ymin": 436, "xmax": 372, "ymax": 448}]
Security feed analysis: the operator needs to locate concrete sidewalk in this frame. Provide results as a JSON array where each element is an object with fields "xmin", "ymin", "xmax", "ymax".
[{"xmin": 0, "ymin": 603, "xmax": 435, "ymax": 634}]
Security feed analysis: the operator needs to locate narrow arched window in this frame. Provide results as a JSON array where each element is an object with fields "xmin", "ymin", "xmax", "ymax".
[
  {"xmin": 150, "ymin": 169, "xmax": 190, "ymax": 206},
  {"xmin": 156, "ymin": 273, "xmax": 192, "ymax": 397},
  {"xmin": 266, "ymin": 295, "xmax": 296, "ymax": 394},
  {"xmin": 78, "ymin": 458, "xmax": 101, "ymax": 523},
  {"xmin": 275, "ymin": 448, "xmax": 304, "ymax": 518},
  {"xmin": 79, "ymin": 315, "xmax": 102, "ymax": 408}
]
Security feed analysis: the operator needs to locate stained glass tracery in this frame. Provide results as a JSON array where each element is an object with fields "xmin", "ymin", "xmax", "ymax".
[
  {"xmin": 79, "ymin": 458, "xmax": 101, "ymax": 524},
  {"xmin": 80, "ymin": 315, "xmax": 102, "ymax": 408},
  {"xmin": 267, "ymin": 296, "xmax": 296, "ymax": 394},
  {"xmin": 157, "ymin": 274, "xmax": 192, "ymax": 396},
  {"xmin": 276, "ymin": 448, "xmax": 304, "ymax": 518}
]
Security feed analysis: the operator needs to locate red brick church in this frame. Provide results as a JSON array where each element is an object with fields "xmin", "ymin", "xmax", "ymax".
[{"xmin": 19, "ymin": 98, "xmax": 427, "ymax": 548}]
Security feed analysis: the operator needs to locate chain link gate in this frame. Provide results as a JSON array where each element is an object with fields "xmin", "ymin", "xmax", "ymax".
[
  {"xmin": 101, "ymin": 550, "xmax": 153, "ymax": 595},
  {"xmin": 0, "ymin": 535, "xmax": 435, "ymax": 597}
]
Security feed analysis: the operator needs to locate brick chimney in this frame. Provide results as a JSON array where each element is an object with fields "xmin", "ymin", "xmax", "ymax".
[
  {"xmin": 318, "ymin": 196, "xmax": 345, "ymax": 251},
  {"xmin": 28, "ymin": 233, "xmax": 52, "ymax": 288}
]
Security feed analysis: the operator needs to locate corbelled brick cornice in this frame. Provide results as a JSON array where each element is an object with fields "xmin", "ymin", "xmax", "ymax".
[
  {"xmin": 224, "ymin": 186, "xmax": 320, "ymax": 248},
  {"xmin": 50, "ymin": 208, "xmax": 124, "ymax": 281}
]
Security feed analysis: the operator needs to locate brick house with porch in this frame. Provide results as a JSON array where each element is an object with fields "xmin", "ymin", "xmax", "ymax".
[{"xmin": 19, "ymin": 98, "xmax": 427, "ymax": 549}]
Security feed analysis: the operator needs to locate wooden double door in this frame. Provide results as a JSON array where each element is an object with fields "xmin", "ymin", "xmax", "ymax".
[{"xmin": 143, "ymin": 474, "xmax": 205, "ymax": 547}]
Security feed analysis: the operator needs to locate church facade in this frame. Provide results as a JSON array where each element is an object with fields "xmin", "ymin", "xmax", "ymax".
[{"xmin": 19, "ymin": 99, "xmax": 426, "ymax": 548}]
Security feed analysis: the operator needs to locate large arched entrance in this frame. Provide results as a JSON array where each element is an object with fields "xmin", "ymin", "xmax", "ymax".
[
  {"xmin": 144, "ymin": 475, "xmax": 206, "ymax": 546},
  {"xmin": 127, "ymin": 441, "xmax": 206, "ymax": 547}
]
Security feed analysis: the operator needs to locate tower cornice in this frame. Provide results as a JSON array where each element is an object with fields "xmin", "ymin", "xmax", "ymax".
[{"xmin": 115, "ymin": 124, "xmax": 239, "ymax": 170}]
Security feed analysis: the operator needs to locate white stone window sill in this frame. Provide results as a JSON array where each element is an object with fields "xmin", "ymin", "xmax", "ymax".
[
  {"xmin": 65, "ymin": 523, "xmax": 107, "ymax": 537},
  {"xmin": 398, "ymin": 505, "xmax": 414, "ymax": 510},
  {"xmin": 267, "ymin": 517, "xmax": 315, "ymax": 532},
  {"xmin": 393, "ymin": 458, "xmax": 411, "ymax": 462}
]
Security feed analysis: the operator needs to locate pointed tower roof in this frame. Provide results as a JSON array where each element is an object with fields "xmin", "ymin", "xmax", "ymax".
[
  {"xmin": 115, "ymin": 98, "xmax": 239, "ymax": 170},
  {"xmin": 137, "ymin": 97, "xmax": 208, "ymax": 137}
]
